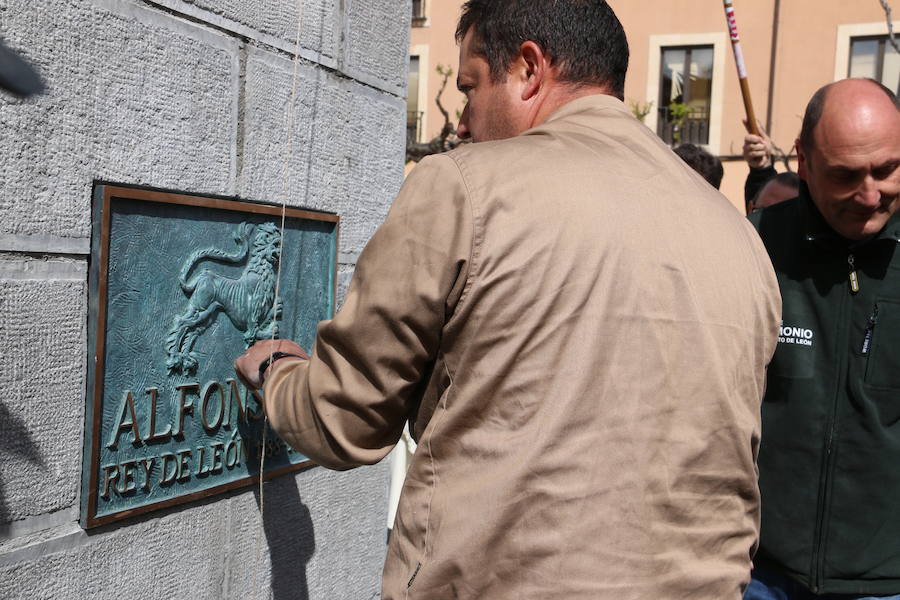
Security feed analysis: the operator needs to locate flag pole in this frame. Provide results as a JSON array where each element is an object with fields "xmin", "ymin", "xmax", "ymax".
[{"xmin": 724, "ymin": 0, "xmax": 761, "ymax": 136}]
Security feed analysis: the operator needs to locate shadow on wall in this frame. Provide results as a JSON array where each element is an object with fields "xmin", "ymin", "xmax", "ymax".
[
  {"xmin": 0, "ymin": 400, "xmax": 47, "ymax": 538},
  {"xmin": 253, "ymin": 475, "xmax": 316, "ymax": 600}
]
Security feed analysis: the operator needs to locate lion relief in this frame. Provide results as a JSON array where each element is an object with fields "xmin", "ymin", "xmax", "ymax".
[{"xmin": 166, "ymin": 222, "xmax": 282, "ymax": 375}]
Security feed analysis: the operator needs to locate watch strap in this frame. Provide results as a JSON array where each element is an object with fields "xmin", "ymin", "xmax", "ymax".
[{"xmin": 257, "ymin": 351, "xmax": 306, "ymax": 385}]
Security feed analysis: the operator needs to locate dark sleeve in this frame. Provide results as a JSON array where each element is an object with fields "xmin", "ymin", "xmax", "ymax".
[{"xmin": 744, "ymin": 165, "xmax": 778, "ymax": 208}]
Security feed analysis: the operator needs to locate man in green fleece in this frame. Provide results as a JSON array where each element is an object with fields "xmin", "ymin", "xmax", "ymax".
[{"xmin": 746, "ymin": 78, "xmax": 900, "ymax": 599}]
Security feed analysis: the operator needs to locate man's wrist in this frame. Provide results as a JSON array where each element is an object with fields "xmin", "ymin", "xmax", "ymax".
[{"xmin": 257, "ymin": 351, "xmax": 306, "ymax": 386}]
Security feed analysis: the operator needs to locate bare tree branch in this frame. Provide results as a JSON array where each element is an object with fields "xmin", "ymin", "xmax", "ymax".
[
  {"xmin": 771, "ymin": 140, "xmax": 794, "ymax": 172},
  {"xmin": 880, "ymin": 0, "xmax": 900, "ymax": 54},
  {"xmin": 433, "ymin": 66, "xmax": 453, "ymax": 142},
  {"xmin": 406, "ymin": 65, "xmax": 465, "ymax": 163}
]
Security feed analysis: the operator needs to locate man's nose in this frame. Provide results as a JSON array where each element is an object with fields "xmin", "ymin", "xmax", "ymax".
[
  {"xmin": 457, "ymin": 104, "xmax": 471, "ymax": 140},
  {"xmin": 857, "ymin": 175, "xmax": 881, "ymax": 206}
]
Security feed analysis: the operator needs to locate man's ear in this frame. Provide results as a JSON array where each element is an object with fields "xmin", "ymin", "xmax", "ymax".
[
  {"xmin": 518, "ymin": 41, "xmax": 548, "ymax": 101},
  {"xmin": 796, "ymin": 138, "xmax": 808, "ymax": 181}
]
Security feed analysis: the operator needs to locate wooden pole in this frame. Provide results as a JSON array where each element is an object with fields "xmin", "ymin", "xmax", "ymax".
[{"xmin": 724, "ymin": 0, "xmax": 761, "ymax": 136}]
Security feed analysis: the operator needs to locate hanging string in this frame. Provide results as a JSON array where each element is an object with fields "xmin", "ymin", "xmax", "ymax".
[
  {"xmin": 254, "ymin": 0, "xmax": 305, "ymax": 597},
  {"xmin": 260, "ymin": 0, "xmax": 305, "ymax": 516}
]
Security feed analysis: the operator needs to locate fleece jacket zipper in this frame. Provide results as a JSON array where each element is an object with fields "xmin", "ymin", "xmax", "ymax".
[{"xmin": 808, "ymin": 250, "xmax": 853, "ymax": 593}]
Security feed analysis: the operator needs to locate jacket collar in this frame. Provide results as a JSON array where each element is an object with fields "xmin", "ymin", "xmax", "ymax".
[
  {"xmin": 541, "ymin": 93, "xmax": 630, "ymax": 125},
  {"xmin": 801, "ymin": 182, "xmax": 900, "ymax": 247}
]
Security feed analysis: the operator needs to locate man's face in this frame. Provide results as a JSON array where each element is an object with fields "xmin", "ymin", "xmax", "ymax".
[
  {"xmin": 799, "ymin": 85, "xmax": 900, "ymax": 241},
  {"xmin": 456, "ymin": 29, "xmax": 526, "ymax": 143}
]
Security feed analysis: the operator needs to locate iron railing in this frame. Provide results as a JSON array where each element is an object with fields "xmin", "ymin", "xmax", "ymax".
[
  {"xmin": 656, "ymin": 106, "xmax": 710, "ymax": 146},
  {"xmin": 407, "ymin": 110, "xmax": 423, "ymax": 142}
]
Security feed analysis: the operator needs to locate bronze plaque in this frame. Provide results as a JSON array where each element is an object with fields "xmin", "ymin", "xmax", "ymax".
[{"xmin": 81, "ymin": 184, "xmax": 338, "ymax": 528}]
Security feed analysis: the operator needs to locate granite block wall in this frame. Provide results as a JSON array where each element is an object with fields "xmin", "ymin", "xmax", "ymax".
[{"xmin": 0, "ymin": 0, "xmax": 408, "ymax": 597}]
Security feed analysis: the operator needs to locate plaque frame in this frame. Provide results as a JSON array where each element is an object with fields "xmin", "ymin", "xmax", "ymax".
[{"xmin": 82, "ymin": 184, "xmax": 339, "ymax": 528}]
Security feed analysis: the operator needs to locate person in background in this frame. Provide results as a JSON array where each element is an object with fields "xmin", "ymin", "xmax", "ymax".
[
  {"xmin": 751, "ymin": 171, "xmax": 800, "ymax": 212},
  {"xmin": 746, "ymin": 78, "xmax": 900, "ymax": 600},
  {"xmin": 743, "ymin": 124, "xmax": 779, "ymax": 210},
  {"xmin": 674, "ymin": 142, "xmax": 724, "ymax": 189}
]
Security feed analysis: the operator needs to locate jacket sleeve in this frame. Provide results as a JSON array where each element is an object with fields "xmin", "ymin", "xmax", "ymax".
[
  {"xmin": 744, "ymin": 165, "xmax": 778, "ymax": 208},
  {"xmin": 263, "ymin": 154, "xmax": 474, "ymax": 470}
]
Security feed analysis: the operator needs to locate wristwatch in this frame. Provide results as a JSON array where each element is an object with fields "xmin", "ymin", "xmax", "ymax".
[{"xmin": 257, "ymin": 352, "xmax": 306, "ymax": 385}]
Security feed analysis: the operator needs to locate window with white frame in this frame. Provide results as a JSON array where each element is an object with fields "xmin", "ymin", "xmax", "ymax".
[
  {"xmin": 848, "ymin": 35, "xmax": 899, "ymax": 93},
  {"xmin": 640, "ymin": 31, "xmax": 729, "ymax": 155},
  {"xmin": 407, "ymin": 56, "xmax": 422, "ymax": 142},
  {"xmin": 657, "ymin": 45, "xmax": 714, "ymax": 146},
  {"xmin": 412, "ymin": 0, "xmax": 427, "ymax": 26},
  {"xmin": 836, "ymin": 24, "xmax": 898, "ymax": 92}
]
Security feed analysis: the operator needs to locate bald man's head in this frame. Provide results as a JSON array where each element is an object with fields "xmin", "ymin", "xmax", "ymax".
[
  {"xmin": 796, "ymin": 79, "xmax": 900, "ymax": 240},
  {"xmin": 799, "ymin": 79, "xmax": 898, "ymax": 154}
]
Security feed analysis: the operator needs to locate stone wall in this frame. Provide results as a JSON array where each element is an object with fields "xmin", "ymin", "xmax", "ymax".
[{"xmin": 0, "ymin": 0, "xmax": 408, "ymax": 597}]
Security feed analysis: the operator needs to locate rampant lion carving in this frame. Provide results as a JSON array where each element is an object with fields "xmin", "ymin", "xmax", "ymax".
[{"xmin": 166, "ymin": 221, "xmax": 282, "ymax": 375}]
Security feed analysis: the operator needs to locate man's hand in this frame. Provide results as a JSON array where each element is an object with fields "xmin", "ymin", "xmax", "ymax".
[
  {"xmin": 234, "ymin": 338, "xmax": 309, "ymax": 391},
  {"xmin": 743, "ymin": 120, "xmax": 773, "ymax": 169}
]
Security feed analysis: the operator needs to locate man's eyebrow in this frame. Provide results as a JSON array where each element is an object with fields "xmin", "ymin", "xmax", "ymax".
[
  {"xmin": 872, "ymin": 160, "xmax": 900, "ymax": 176},
  {"xmin": 822, "ymin": 165, "xmax": 864, "ymax": 181},
  {"xmin": 827, "ymin": 165, "xmax": 859, "ymax": 171},
  {"xmin": 824, "ymin": 161, "xmax": 900, "ymax": 179}
]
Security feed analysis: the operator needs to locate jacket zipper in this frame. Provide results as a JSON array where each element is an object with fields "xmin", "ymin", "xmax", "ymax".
[
  {"xmin": 861, "ymin": 303, "xmax": 879, "ymax": 355},
  {"xmin": 809, "ymin": 268, "xmax": 854, "ymax": 593}
]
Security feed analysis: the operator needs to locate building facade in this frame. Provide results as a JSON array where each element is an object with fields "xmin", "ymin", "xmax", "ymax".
[
  {"xmin": 0, "ymin": 0, "xmax": 408, "ymax": 598},
  {"xmin": 407, "ymin": 0, "xmax": 899, "ymax": 211}
]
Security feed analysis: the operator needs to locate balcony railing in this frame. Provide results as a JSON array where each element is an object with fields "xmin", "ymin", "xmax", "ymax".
[
  {"xmin": 407, "ymin": 110, "xmax": 423, "ymax": 142},
  {"xmin": 656, "ymin": 105, "xmax": 710, "ymax": 146}
]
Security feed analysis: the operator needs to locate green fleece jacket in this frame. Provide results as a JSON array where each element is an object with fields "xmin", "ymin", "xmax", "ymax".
[{"xmin": 750, "ymin": 185, "xmax": 900, "ymax": 595}]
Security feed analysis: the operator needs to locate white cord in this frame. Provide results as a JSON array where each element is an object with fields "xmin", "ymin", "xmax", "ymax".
[{"xmin": 254, "ymin": 1, "xmax": 305, "ymax": 597}]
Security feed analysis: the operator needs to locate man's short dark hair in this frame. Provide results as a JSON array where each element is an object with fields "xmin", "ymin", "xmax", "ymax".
[
  {"xmin": 771, "ymin": 171, "xmax": 801, "ymax": 190},
  {"xmin": 799, "ymin": 79, "xmax": 899, "ymax": 152},
  {"xmin": 674, "ymin": 143, "xmax": 724, "ymax": 190},
  {"xmin": 752, "ymin": 171, "xmax": 800, "ymax": 205},
  {"xmin": 456, "ymin": 0, "xmax": 629, "ymax": 100}
]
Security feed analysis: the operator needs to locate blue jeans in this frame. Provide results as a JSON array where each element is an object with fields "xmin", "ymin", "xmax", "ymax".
[{"xmin": 744, "ymin": 564, "xmax": 900, "ymax": 600}]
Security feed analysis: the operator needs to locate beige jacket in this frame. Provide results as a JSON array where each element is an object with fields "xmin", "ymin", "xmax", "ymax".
[{"xmin": 265, "ymin": 94, "xmax": 781, "ymax": 599}]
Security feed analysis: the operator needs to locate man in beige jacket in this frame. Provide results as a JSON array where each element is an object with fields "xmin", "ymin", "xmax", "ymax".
[{"xmin": 235, "ymin": 1, "xmax": 781, "ymax": 597}]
